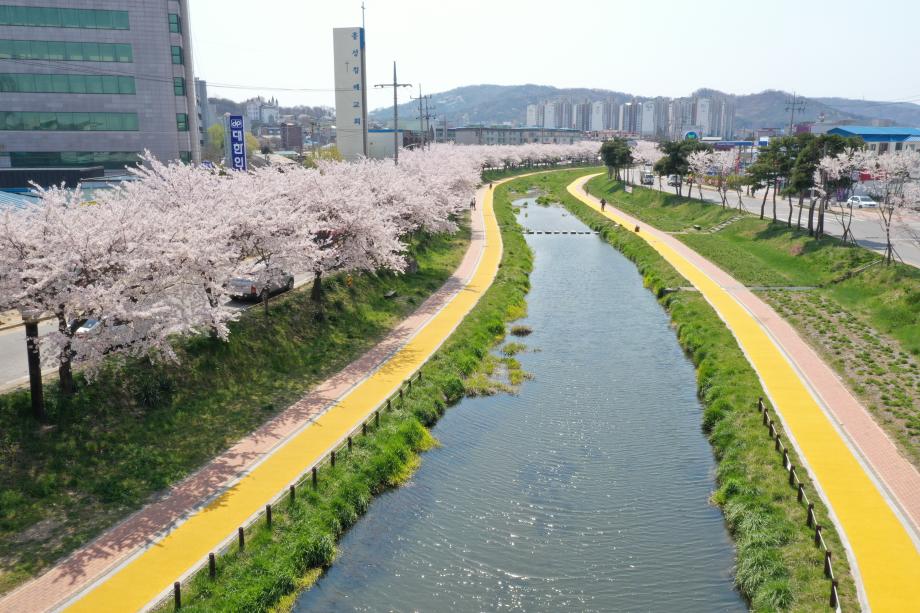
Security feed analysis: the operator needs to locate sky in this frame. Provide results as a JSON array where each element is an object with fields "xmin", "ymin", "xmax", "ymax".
[{"xmin": 188, "ymin": 0, "xmax": 920, "ymax": 112}]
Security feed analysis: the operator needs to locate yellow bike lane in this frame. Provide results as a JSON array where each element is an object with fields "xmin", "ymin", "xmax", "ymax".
[
  {"xmin": 65, "ymin": 183, "xmax": 504, "ymax": 612},
  {"xmin": 569, "ymin": 174, "xmax": 920, "ymax": 612}
]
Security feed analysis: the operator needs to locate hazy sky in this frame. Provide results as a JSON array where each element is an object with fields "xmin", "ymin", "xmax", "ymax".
[{"xmin": 188, "ymin": 0, "xmax": 920, "ymax": 112}]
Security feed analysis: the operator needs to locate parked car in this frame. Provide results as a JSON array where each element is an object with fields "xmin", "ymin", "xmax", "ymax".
[
  {"xmin": 228, "ymin": 264, "xmax": 295, "ymax": 301},
  {"xmin": 847, "ymin": 195, "xmax": 878, "ymax": 209},
  {"xmin": 667, "ymin": 175, "xmax": 681, "ymax": 187},
  {"xmin": 641, "ymin": 172, "xmax": 655, "ymax": 186}
]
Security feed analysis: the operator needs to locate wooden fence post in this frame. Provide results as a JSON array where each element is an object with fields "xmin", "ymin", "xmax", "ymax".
[
  {"xmin": 238, "ymin": 527, "xmax": 245, "ymax": 551},
  {"xmin": 209, "ymin": 552, "xmax": 216, "ymax": 579},
  {"xmin": 174, "ymin": 581, "xmax": 181, "ymax": 610}
]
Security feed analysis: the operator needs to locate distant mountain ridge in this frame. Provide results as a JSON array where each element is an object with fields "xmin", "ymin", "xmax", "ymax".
[{"xmin": 369, "ymin": 84, "xmax": 920, "ymax": 132}]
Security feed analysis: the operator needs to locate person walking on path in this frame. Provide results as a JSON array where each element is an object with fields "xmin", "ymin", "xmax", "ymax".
[
  {"xmin": 470, "ymin": 196, "xmax": 476, "ymax": 211},
  {"xmin": 489, "ymin": 182, "xmax": 493, "ymax": 190},
  {"xmin": 600, "ymin": 198, "xmax": 606, "ymax": 212}
]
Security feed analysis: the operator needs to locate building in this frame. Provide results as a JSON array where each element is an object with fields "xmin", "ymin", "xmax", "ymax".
[
  {"xmin": 367, "ymin": 128, "xmax": 403, "ymax": 159},
  {"xmin": 573, "ymin": 100, "xmax": 591, "ymax": 132},
  {"xmin": 827, "ymin": 126, "xmax": 920, "ymax": 153},
  {"xmin": 619, "ymin": 102, "xmax": 640, "ymax": 134},
  {"xmin": 280, "ymin": 122, "xmax": 303, "ymax": 153},
  {"xmin": 526, "ymin": 103, "xmax": 543, "ymax": 127},
  {"xmin": 589, "ymin": 101, "xmax": 606, "ymax": 132},
  {"xmin": 244, "ymin": 96, "xmax": 279, "ymax": 125},
  {"xmin": 640, "ymin": 101, "xmax": 656, "ymax": 137},
  {"xmin": 332, "ymin": 26, "xmax": 368, "ymax": 161},
  {"xmin": 453, "ymin": 126, "xmax": 583, "ymax": 146},
  {"xmin": 0, "ymin": 0, "xmax": 200, "ymax": 177},
  {"xmin": 194, "ymin": 78, "xmax": 210, "ymax": 150}
]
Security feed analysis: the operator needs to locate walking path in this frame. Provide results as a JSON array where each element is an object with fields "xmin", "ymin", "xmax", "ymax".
[
  {"xmin": 569, "ymin": 175, "xmax": 920, "ymax": 612},
  {"xmin": 0, "ymin": 182, "xmax": 503, "ymax": 613}
]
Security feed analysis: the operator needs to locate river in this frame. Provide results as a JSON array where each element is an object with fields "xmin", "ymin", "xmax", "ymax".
[{"xmin": 293, "ymin": 199, "xmax": 744, "ymax": 612}]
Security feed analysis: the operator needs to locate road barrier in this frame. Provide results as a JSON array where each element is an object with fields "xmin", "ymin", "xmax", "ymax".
[
  {"xmin": 155, "ymin": 368, "xmax": 426, "ymax": 611},
  {"xmin": 756, "ymin": 397, "xmax": 843, "ymax": 611}
]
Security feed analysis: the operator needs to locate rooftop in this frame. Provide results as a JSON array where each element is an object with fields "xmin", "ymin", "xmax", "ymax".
[{"xmin": 828, "ymin": 126, "xmax": 920, "ymax": 137}]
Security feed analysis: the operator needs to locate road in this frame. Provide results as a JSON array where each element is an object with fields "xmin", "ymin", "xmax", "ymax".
[
  {"xmin": 0, "ymin": 272, "xmax": 313, "ymax": 392},
  {"xmin": 643, "ymin": 178, "xmax": 920, "ymax": 268}
]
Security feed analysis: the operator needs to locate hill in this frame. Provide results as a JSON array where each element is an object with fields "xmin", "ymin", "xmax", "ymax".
[{"xmin": 369, "ymin": 85, "xmax": 920, "ymax": 133}]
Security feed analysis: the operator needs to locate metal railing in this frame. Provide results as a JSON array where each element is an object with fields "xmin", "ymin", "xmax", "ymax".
[
  {"xmin": 151, "ymin": 369, "xmax": 426, "ymax": 611},
  {"xmin": 757, "ymin": 397, "xmax": 842, "ymax": 611}
]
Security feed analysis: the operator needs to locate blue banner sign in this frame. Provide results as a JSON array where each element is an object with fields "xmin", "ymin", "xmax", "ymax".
[{"xmin": 227, "ymin": 114, "xmax": 247, "ymax": 171}]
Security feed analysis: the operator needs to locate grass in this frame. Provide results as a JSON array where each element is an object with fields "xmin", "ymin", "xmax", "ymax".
[
  {"xmin": 152, "ymin": 170, "xmax": 535, "ymax": 611},
  {"xmin": 534, "ymin": 169, "xmax": 857, "ymax": 611},
  {"xmin": 0, "ymin": 224, "xmax": 472, "ymax": 595},
  {"xmin": 586, "ymin": 175, "xmax": 920, "ymax": 470}
]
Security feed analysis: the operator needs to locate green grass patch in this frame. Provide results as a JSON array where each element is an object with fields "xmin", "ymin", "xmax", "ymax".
[
  {"xmin": 0, "ymin": 225, "xmax": 472, "ymax": 595},
  {"xmin": 549, "ymin": 171, "xmax": 857, "ymax": 611}
]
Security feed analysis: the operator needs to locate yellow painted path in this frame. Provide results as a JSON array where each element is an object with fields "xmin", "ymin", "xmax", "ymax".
[
  {"xmin": 568, "ymin": 174, "xmax": 920, "ymax": 612},
  {"xmin": 66, "ymin": 185, "xmax": 503, "ymax": 612}
]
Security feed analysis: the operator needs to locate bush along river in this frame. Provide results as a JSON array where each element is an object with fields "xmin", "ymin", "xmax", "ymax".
[{"xmin": 293, "ymin": 199, "xmax": 744, "ymax": 612}]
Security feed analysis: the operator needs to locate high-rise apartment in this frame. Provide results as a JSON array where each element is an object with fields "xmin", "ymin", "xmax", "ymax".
[{"xmin": 0, "ymin": 1, "xmax": 200, "ymax": 173}]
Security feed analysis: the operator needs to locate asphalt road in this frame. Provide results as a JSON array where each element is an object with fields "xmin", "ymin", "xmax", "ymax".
[
  {"xmin": 644, "ymin": 179, "xmax": 920, "ymax": 268},
  {"xmin": 0, "ymin": 272, "xmax": 313, "ymax": 391}
]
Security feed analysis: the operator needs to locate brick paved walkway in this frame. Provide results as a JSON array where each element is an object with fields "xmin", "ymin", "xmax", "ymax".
[
  {"xmin": 570, "ymin": 175, "xmax": 920, "ymax": 611},
  {"xmin": 0, "ymin": 183, "xmax": 500, "ymax": 613}
]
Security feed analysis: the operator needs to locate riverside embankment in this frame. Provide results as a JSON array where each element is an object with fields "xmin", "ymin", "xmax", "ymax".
[{"xmin": 292, "ymin": 198, "xmax": 744, "ymax": 612}]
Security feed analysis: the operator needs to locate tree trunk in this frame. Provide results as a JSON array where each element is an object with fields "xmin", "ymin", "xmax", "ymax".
[
  {"xmin": 884, "ymin": 208, "xmax": 894, "ymax": 264},
  {"xmin": 771, "ymin": 178, "xmax": 778, "ymax": 221},
  {"xmin": 311, "ymin": 270, "xmax": 323, "ymax": 302},
  {"xmin": 807, "ymin": 198, "xmax": 816, "ymax": 236},
  {"xmin": 24, "ymin": 317, "xmax": 45, "ymax": 421},
  {"xmin": 816, "ymin": 197, "xmax": 827, "ymax": 238},
  {"xmin": 56, "ymin": 312, "xmax": 76, "ymax": 396},
  {"xmin": 760, "ymin": 184, "xmax": 768, "ymax": 219},
  {"xmin": 786, "ymin": 194, "xmax": 793, "ymax": 227},
  {"xmin": 797, "ymin": 194, "xmax": 804, "ymax": 229}
]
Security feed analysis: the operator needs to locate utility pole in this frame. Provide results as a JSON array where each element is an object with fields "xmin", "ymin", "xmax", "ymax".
[
  {"xmin": 785, "ymin": 92, "xmax": 806, "ymax": 136},
  {"xmin": 411, "ymin": 84, "xmax": 425, "ymax": 149},
  {"xmin": 423, "ymin": 95, "xmax": 436, "ymax": 149},
  {"xmin": 374, "ymin": 62, "xmax": 411, "ymax": 164}
]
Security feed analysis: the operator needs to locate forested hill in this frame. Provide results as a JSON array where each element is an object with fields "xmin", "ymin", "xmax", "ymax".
[{"xmin": 369, "ymin": 84, "xmax": 920, "ymax": 131}]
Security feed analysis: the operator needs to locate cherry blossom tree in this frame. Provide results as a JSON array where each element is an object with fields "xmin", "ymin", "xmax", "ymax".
[
  {"xmin": 858, "ymin": 149, "xmax": 920, "ymax": 263},
  {"xmin": 687, "ymin": 150, "xmax": 713, "ymax": 200}
]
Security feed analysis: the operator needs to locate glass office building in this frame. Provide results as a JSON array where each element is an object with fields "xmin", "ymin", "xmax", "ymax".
[{"xmin": 0, "ymin": 1, "xmax": 200, "ymax": 173}]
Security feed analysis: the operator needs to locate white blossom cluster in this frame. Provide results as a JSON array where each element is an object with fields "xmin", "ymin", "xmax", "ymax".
[{"xmin": 0, "ymin": 142, "xmax": 599, "ymax": 376}]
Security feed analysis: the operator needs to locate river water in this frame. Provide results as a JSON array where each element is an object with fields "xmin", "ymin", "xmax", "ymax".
[{"xmin": 293, "ymin": 200, "xmax": 743, "ymax": 612}]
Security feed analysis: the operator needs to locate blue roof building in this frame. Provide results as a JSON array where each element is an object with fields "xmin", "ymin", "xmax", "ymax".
[
  {"xmin": 827, "ymin": 126, "xmax": 920, "ymax": 153},
  {"xmin": 0, "ymin": 190, "xmax": 39, "ymax": 212}
]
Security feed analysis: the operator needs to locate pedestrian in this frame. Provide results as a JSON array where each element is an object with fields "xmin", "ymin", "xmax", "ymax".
[
  {"xmin": 489, "ymin": 182, "xmax": 493, "ymax": 189},
  {"xmin": 470, "ymin": 196, "xmax": 476, "ymax": 210},
  {"xmin": 600, "ymin": 198, "xmax": 606, "ymax": 212}
]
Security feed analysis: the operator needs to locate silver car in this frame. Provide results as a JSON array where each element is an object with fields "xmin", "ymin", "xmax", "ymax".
[
  {"xmin": 228, "ymin": 265, "xmax": 295, "ymax": 301},
  {"xmin": 847, "ymin": 195, "xmax": 878, "ymax": 208}
]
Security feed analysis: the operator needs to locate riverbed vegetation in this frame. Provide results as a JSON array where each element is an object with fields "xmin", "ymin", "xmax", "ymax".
[
  {"xmin": 526, "ymin": 169, "xmax": 857, "ymax": 611},
  {"xmin": 587, "ymin": 175, "xmax": 920, "ymax": 468},
  {"xmin": 149, "ymin": 177, "xmax": 535, "ymax": 611},
  {"xmin": 0, "ymin": 225, "xmax": 471, "ymax": 595}
]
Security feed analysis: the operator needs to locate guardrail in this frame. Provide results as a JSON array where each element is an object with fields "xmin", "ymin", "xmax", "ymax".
[
  {"xmin": 756, "ymin": 397, "xmax": 843, "ymax": 611},
  {"xmin": 151, "ymin": 368, "xmax": 427, "ymax": 611}
]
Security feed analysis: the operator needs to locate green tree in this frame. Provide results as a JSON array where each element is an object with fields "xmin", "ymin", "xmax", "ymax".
[
  {"xmin": 653, "ymin": 140, "xmax": 709, "ymax": 197},
  {"xmin": 786, "ymin": 134, "xmax": 861, "ymax": 235},
  {"xmin": 203, "ymin": 124, "xmax": 259, "ymax": 164},
  {"xmin": 600, "ymin": 138, "xmax": 632, "ymax": 181}
]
